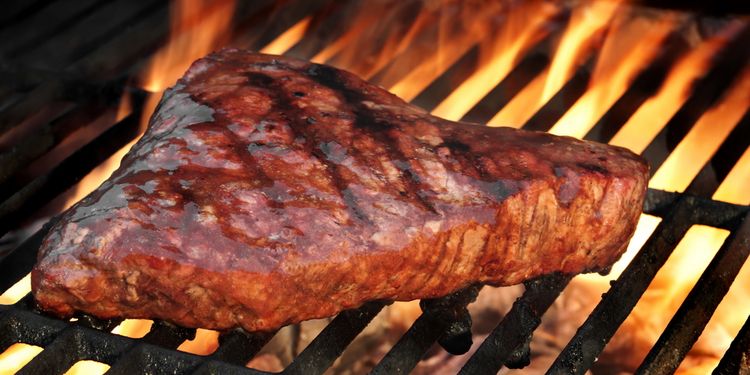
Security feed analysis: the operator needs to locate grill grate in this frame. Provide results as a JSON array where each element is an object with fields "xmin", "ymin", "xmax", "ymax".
[{"xmin": 1, "ymin": 1, "xmax": 749, "ymax": 374}]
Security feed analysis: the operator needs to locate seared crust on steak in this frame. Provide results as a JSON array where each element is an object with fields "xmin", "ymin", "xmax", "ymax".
[{"xmin": 32, "ymin": 49, "xmax": 648, "ymax": 332}]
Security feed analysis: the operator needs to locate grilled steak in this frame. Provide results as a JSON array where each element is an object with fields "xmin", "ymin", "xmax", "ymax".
[{"xmin": 32, "ymin": 49, "xmax": 648, "ymax": 332}]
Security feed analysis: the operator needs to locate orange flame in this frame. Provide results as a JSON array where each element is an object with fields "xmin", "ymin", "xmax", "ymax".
[
  {"xmin": 430, "ymin": 1, "xmax": 559, "ymax": 120},
  {"xmin": 548, "ymin": 13, "xmax": 678, "ymax": 138},
  {"xmin": 141, "ymin": 0, "xmax": 235, "ymax": 93},
  {"xmin": 487, "ymin": 0, "xmax": 622, "ymax": 127},
  {"xmin": 649, "ymin": 64, "xmax": 750, "ymax": 192},
  {"xmin": 610, "ymin": 21, "xmax": 745, "ymax": 153},
  {"xmin": 542, "ymin": 0, "xmax": 621, "ymax": 102},
  {"xmin": 259, "ymin": 16, "xmax": 311, "ymax": 55}
]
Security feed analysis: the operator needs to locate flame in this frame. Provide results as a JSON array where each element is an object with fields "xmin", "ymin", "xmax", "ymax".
[
  {"xmin": 548, "ymin": 14, "xmax": 677, "ymax": 138},
  {"xmin": 141, "ymin": 0, "xmax": 235, "ymax": 93},
  {"xmin": 487, "ymin": 0, "xmax": 621, "ymax": 127},
  {"xmin": 259, "ymin": 16, "xmax": 311, "ymax": 55},
  {"xmin": 429, "ymin": 1, "xmax": 559, "ymax": 120},
  {"xmin": 609, "ymin": 21, "xmax": 745, "ymax": 153},
  {"xmin": 488, "ymin": 68, "xmax": 550, "ymax": 127},
  {"xmin": 0, "ymin": 344, "xmax": 42, "ymax": 374},
  {"xmin": 542, "ymin": 0, "xmax": 620, "ymax": 102},
  {"xmin": 177, "ymin": 329, "xmax": 219, "ymax": 355},
  {"xmin": 649, "ymin": 64, "xmax": 750, "ymax": 191}
]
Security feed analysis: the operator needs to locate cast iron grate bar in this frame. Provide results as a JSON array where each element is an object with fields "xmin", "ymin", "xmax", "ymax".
[
  {"xmin": 636, "ymin": 211, "xmax": 750, "ymax": 374},
  {"xmin": 582, "ymin": 32, "xmax": 689, "ymax": 143},
  {"xmin": 640, "ymin": 24, "xmax": 750, "ymax": 176},
  {"xmin": 0, "ymin": 216, "xmax": 57, "ymax": 293},
  {"xmin": 0, "ymin": 0, "xmax": 106, "ymax": 57},
  {"xmin": 17, "ymin": 325, "xmax": 132, "ymax": 374},
  {"xmin": 410, "ymin": 45, "xmax": 480, "ymax": 113},
  {"xmin": 460, "ymin": 273, "xmax": 571, "ymax": 374},
  {"xmin": 521, "ymin": 56, "xmax": 593, "ymax": 132},
  {"xmin": 371, "ymin": 286, "xmax": 480, "ymax": 375},
  {"xmin": 713, "ymin": 315, "xmax": 750, "ymax": 375},
  {"xmin": 547, "ymin": 198, "xmax": 699, "ymax": 374},
  {"xmin": 210, "ymin": 329, "xmax": 277, "ymax": 366},
  {"xmin": 0, "ymin": 92, "xmax": 144, "ymax": 239},
  {"xmin": 284, "ymin": 301, "xmax": 386, "ymax": 374},
  {"xmin": 684, "ymin": 108, "xmax": 750, "ymax": 197},
  {"xmin": 459, "ymin": 53, "xmax": 549, "ymax": 125},
  {"xmin": 16, "ymin": 0, "xmax": 162, "ymax": 69}
]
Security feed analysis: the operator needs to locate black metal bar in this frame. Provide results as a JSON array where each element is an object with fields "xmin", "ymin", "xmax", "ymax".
[
  {"xmin": 0, "ymin": 0, "xmax": 54, "ymax": 26},
  {"xmin": 461, "ymin": 54, "xmax": 549, "ymax": 125},
  {"xmin": 634, "ymin": 0, "xmax": 750, "ymax": 15},
  {"xmin": 547, "ymin": 198, "xmax": 699, "ymax": 374},
  {"xmin": 283, "ymin": 2, "xmax": 353, "ymax": 60},
  {"xmin": 371, "ymin": 287, "xmax": 480, "ymax": 375},
  {"xmin": 209, "ymin": 329, "xmax": 276, "ymax": 366},
  {"xmin": 410, "ymin": 45, "xmax": 480, "ymax": 113},
  {"xmin": 583, "ymin": 33, "xmax": 689, "ymax": 143},
  {"xmin": 0, "ymin": 0, "xmax": 105, "ymax": 56},
  {"xmin": 17, "ymin": 0, "xmax": 162, "ymax": 69},
  {"xmin": 640, "ymin": 24, "xmax": 750, "ymax": 176},
  {"xmin": 69, "ymin": 2, "xmax": 170, "ymax": 79},
  {"xmin": 636, "ymin": 212, "xmax": 750, "ymax": 374},
  {"xmin": 0, "ymin": 217, "xmax": 57, "ymax": 292},
  {"xmin": 17, "ymin": 325, "xmax": 132, "ymax": 374},
  {"xmin": 0, "ymin": 307, "xmax": 68, "ymax": 350},
  {"xmin": 713, "ymin": 315, "xmax": 750, "ymax": 375},
  {"xmin": 232, "ymin": 0, "xmax": 334, "ymax": 51},
  {"xmin": 106, "ymin": 343, "xmax": 204, "ymax": 375},
  {"xmin": 459, "ymin": 274, "xmax": 571, "ymax": 374},
  {"xmin": 644, "ymin": 190, "xmax": 749, "ymax": 231},
  {"xmin": 0, "ymin": 101, "xmax": 142, "ymax": 240},
  {"xmin": 522, "ymin": 57, "xmax": 592, "ymax": 132},
  {"xmin": 684, "ymin": 108, "xmax": 750, "ymax": 197},
  {"xmin": 194, "ymin": 360, "xmax": 271, "ymax": 375},
  {"xmin": 283, "ymin": 301, "xmax": 386, "ymax": 374},
  {"xmin": 0, "ymin": 100, "xmax": 114, "ymax": 188}
]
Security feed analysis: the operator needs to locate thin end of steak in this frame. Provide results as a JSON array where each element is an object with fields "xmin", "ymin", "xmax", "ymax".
[{"xmin": 32, "ymin": 49, "xmax": 648, "ymax": 332}]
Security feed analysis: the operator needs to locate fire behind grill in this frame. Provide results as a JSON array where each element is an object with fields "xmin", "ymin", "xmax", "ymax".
[{"xmin": 0, "ymin": 0, "xmax": 749, "ymax": 374}]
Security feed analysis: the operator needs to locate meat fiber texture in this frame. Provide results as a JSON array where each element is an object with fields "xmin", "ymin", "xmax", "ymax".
[{"xmin": 32, "ymin": 50, "xmax": 648, "ymax": 332}]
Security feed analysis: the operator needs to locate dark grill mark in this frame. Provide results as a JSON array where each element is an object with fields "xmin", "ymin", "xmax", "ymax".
[
  {"xmin": 307, "ymin": 64, "xmax": 439, "ymax": 215},
  {"xmin": 245, "ymin": 71, "xmax": 371, "ymax": 224},
  {"xmin": 577, "ymin": 162, "xmax": 610, "ymax": 175}
]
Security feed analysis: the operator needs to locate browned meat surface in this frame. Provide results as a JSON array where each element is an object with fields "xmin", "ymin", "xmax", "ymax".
[{"xmin": 32, "ymin": 49, "xmax": 648, "ymax": 332}]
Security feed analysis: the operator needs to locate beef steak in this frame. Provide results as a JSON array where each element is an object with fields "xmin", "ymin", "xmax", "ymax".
[{"xmin": 32, "ymin": 49, "xmax": 648, "ymax": 332}]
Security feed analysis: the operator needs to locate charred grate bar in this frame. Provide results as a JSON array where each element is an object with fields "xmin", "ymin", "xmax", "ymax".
[{"xmin": 1, "ymin": 189, "xmax": 748, "ymax": 374}]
